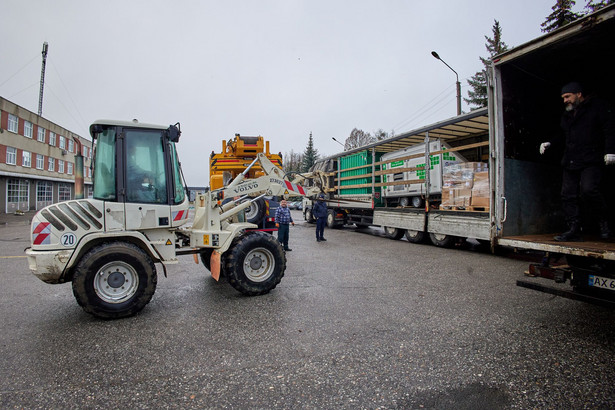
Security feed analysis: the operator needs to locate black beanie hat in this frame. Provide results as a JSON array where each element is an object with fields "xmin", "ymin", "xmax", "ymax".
[{"xmin": 561, "ymin": 82, "xmax": 583, "ymax": 95}]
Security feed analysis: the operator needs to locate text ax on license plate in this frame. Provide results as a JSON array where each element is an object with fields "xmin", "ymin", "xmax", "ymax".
[{"xmin": 588, "ymin": 275, "xmax": 615, "ymax": 291}]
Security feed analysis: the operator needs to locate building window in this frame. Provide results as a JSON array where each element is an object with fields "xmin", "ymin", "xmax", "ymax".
[
  {"xmin": 38, "ymin": 127, "xmax": 46, "ymax": 142},
  {"xmin": 37, "ymin": 181, "xmax": 53, "ymax": 204},
  {"xmin": 68, "ymin": 139, "xmax": 74, "ymax": 153},
  {"xmin": 24, "ymin": 121, "xmax": 33, "ymax": 138},
  {"xmin": 36, "ymin": 154, "xmax": 44, "ymax": 170},
  {"xmin": 59, "ymin": 184, "xmax": 71, "ymax": 201},
  {"xmin": 6, "ymin": 147, "xmax": 17, "ymax": 165},
  {"xmin": 22, "ymin": 151, "xmax": 31, "ymax": 168},
  {"xmin": 7, "ymin": 179, "xmax": 29, "ymax": 209},
  {"xmin": 67, "ymin": 162, "xmax": 73, "ymax": 175},
  {"xmin": 48, "ymin": 157, "xmax": 55, "ymax": 171},
  {"xmin": 82, "ymin": 145, "xmax": 88, "ymax": 157},
  {"xmin": 8, "ymin": 114, "xmax": 18, "ymax": 133},
  {"xmin": 49, "ymin": 132, "xmax": 56, "ymax": 146},
  {"xmin": 59, "ymin": 136, "xmax": 66, "ymax": 150},
  {"xmin": 58, "ymin": 160, "xmax": 65, "ymax": 173}
]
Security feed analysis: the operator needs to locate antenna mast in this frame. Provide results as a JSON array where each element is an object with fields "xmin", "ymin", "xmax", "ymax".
[{"xmin": 38, "ymin": 42, "xmax": 49, "ymax": 117}]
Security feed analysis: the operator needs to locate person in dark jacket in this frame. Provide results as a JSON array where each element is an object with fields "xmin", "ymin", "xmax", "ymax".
[
  {"xmin": 313, "ymin": 193, "xmax": 328, "ymax": 242},
  {"xmin": 540, "ymin": 82, "xmax": 615, "ymax": 241}
]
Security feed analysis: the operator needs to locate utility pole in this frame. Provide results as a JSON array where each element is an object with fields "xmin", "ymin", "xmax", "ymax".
[{"xmin": 38, "ymin": 42, "xmax": 49, "ymax": 117}]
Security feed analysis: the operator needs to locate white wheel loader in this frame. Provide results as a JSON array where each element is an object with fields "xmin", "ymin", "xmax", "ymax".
[{"xmin": 25, "ymin": 119, "xmax": 319, "ymax": 319}]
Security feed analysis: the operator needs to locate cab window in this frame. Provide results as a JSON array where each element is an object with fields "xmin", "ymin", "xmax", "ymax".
[{"xmin": 125, "ymin": 130, "xmax": 168, "ymax": 204}]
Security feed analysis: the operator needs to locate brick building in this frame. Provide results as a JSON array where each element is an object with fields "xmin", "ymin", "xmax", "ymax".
[{"xmin": 0, "ymin": 97, "xmax": 93, "ymax": 214}]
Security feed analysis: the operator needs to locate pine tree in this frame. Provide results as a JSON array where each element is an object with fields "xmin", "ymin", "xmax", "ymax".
[
  {"xmin": 541, "ymin": 0, "xmax": 582, "ymax": 33},
  {"xmin": 464, "ymin": 20, "xmax": 508, "ymax": 110},
  {"xmin": 301, "ymin": 132, "xmax": 319, "ymax": 172}
]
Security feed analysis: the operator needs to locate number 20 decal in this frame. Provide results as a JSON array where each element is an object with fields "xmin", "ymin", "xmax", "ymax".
[{"xmin": 61, "ymin": 233, "xmax": 77, "ymax": 247}]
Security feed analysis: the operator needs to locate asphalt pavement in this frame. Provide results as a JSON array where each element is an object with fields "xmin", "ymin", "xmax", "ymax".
[{"xmin": 1, "ymin": 210, "xmax": 614, "ymax": 409}]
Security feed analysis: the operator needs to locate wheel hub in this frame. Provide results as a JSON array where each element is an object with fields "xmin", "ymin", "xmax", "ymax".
[
  {"xmin": 249, "ymin": 256, "xmax": 263, "ymax": 270},
  {"xmin": 243, "ymin": 247, "xmax": 274, "ymax": 282},
  {"xmin": 94, "ymin": 261, "xmax": 139, "ymax": 303},
  {"xmin": 107, "ymin": 271, "xmax": 126, "ymax": 288}
]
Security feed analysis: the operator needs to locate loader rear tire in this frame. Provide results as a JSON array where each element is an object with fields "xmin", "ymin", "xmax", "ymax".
[
  {"xmin": 200, "ymin": 249, "xmax": 214, "ymax": 271},
  {"xmin": 224, "ymin": 231, "xmax": 286, "ymax": 295},
  {"xmin": 72, "ymin": 242, "xmax": 157, "ymax": 319}
]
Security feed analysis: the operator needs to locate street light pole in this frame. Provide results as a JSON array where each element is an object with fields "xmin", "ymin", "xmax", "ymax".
[
  {"xmin": 332, "ymin": 137, "xmax": 345, "ymax": 149},
  {"xmin": 431, "ymin": 51, "xmax": 461, "ymax": 116}
]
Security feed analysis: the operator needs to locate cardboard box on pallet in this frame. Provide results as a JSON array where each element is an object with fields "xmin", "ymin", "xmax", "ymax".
[
  {"xmin": 471, "ymin": 171, "xmax": 489, "ymax": 207},
  {"xmin": 441, "ymin": 188, "xmax": 472, "ymax": 208},
  {"xmin": 455, "ymin": 188, "xmax": 472, "ymax": 207},
  {"xmin": 442, "ymin": 162, "xmax": 488, "ymax": 209}
]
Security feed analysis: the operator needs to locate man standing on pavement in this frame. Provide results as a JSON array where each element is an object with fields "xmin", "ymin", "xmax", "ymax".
[
  {"xmin": 313, "ymin": 193, "xmax": 328, "ymax": 242},
  {"xmin": 275, "ymin": 199, "xmax": 294, "ymax": 251},
  {"xmin": 540, "ymin": 81, "xmax": 615, "ymax": 241}
]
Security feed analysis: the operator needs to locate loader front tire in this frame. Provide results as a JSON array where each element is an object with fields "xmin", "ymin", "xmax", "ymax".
[
  {"xmin": 72, "ymin": 242, "xmax": 157, "ymax": 319},
  {"xmin": 224, "ymin": 231, "xmax": 286, "ymax": 296}
]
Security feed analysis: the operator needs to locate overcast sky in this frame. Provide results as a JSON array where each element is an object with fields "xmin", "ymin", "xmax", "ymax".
[{"xmin": 1, "ymin": 0, "xmax": 583, "ymax": 185}]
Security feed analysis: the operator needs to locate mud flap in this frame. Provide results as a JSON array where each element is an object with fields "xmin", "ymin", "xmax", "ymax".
[{"xmin": 211, "ymin": 250, "xmax": 221, "ymax": 281}]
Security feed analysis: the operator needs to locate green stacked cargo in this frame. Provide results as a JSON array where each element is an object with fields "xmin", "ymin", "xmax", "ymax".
[{"xmin": 339, "ymin": 150, "xmax": 385, "ymax": 207}]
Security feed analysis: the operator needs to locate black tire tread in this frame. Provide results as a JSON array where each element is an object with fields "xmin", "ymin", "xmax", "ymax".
[{"xmin": 71, "ymin": 242, "xmax": 157, "ymax": 319}]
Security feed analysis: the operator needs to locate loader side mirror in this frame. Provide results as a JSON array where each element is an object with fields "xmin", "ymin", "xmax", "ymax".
[{"xmin": 166, "ymin": 123, "xmax": 181, "ymax": 142}]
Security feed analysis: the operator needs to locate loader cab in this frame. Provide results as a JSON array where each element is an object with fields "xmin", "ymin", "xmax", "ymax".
[{"xmin": 89, "ymin": 120, "xmax": 188, "ymax": 230}]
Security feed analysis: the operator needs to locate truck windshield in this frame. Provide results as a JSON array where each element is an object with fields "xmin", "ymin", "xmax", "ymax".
[{"xmin": 92, "ymin": 129, "xmax": 116, "ymax": 200}]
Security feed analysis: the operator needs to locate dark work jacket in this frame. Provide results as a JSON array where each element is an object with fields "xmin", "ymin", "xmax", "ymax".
[
  {"xmin": 555, "ymin": 97, "xmax": 615, "ymax": 170},
  {"xmin": 313, "ymin": 200, "xmax": 328, "ymax": 218}
]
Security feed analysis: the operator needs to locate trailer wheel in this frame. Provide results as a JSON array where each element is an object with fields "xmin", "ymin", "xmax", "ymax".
[
  {"xmin": 384, "ymin": 226, "xmax": 405, "ymax": 240},
  {"xmin": 429, "ymin": 233, "xmax": 456, "ymax": 248},
  {"xmin": 405, "ymin": 229, "xmax": 426, "ymax": 243},
  {"xmin": 72, "ymin": 242, "xmax": 157, "ymax": 319},
  {"xmin": 224, "ymin": 231, "xmax": 286, "ymax": 295},
  {"xmin": 244, "ymin": 198, "xmax": 266, "ymax": 224},
  {"xmin": 305, "ymin": 208, "xmax": 315, "ymax": 223}
]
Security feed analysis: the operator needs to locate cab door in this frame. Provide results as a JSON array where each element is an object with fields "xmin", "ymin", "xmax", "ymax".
[{"xmin": 122, "ymin": 128, "xmax": 171, "ymax": 231}]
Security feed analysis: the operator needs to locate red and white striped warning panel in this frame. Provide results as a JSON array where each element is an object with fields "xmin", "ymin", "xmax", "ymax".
[
  {"xmin": 32, "ymin": 222, "xmax": 51, "ymax": 245},
  {"xmin": 283, "ymin": 181, "xmax": 306, "ymax": 195}
]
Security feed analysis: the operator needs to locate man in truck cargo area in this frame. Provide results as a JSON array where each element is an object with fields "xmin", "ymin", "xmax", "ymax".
[
  {"xmin": 540, "ymin": 81, "xmax": 615, "ymax": 241},
  {"xmin": 275, "ymin": 199, "xmax": 294, "ymax": 251}
]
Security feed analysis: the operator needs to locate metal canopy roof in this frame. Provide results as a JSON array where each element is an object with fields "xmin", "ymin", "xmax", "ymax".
[{"xmin": 323, "ymin": 107, "xmax": 489, "ymax": 160}]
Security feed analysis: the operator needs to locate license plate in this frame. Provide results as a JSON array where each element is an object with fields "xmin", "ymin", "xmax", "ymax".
[{"xmin": 588, "ymin": 275, "xmax": 615, "ymax": 291}]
